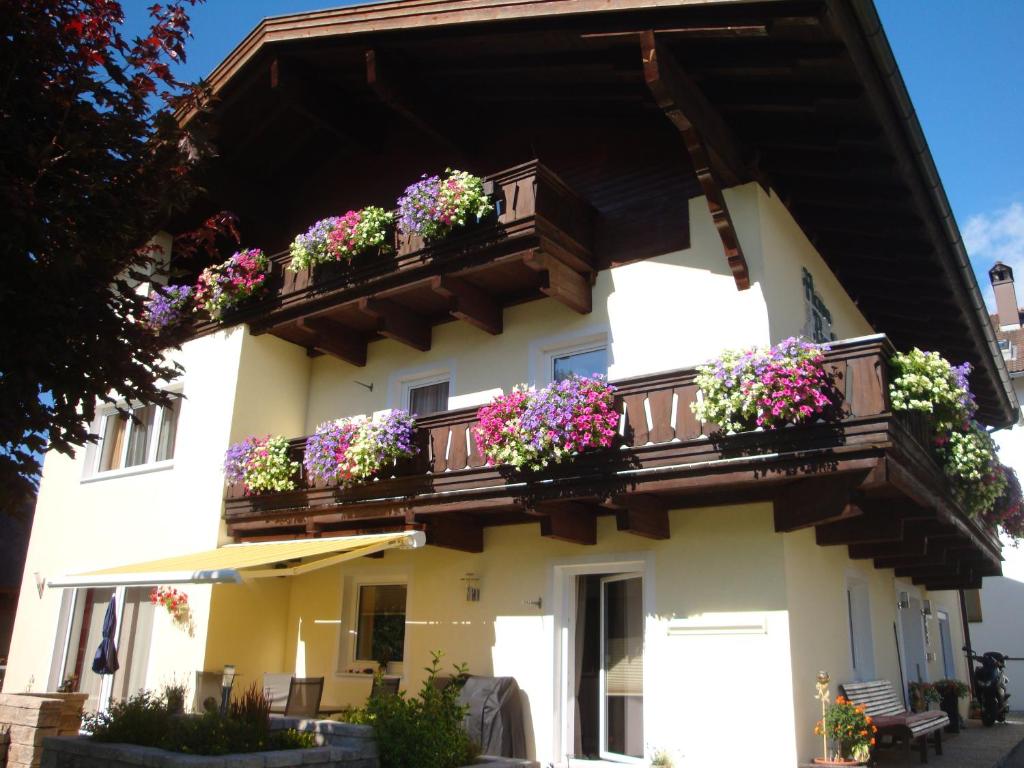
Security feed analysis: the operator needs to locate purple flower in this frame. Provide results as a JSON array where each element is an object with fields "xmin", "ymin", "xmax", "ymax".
[
  {"xmin": 952, "ymin": 362, "xmax": 978, "ymax": 417},
  {"xmin": 142, "ymin": 285, "xmax": 193, "ymax": 331}
]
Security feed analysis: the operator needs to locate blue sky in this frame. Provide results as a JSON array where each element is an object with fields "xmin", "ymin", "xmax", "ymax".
[{"xmin": 146, "ymin": 0, "xmax": 1024, "ymax": 306}]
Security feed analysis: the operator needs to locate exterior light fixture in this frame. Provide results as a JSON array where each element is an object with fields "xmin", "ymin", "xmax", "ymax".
[
  {"xmin": 897, "ymin": 591, "xmax": 910, "ymax": 610},
  {"xmin": 921, "ymin": 599, "xmax": 933, "ymax": 617},
  {"xmin": 220, "ymin": 664, "xmax": 236, "ymax": 714},
  {"xmin": 462, "ymin": 573, "xmax": 480, "ymax": 602}
]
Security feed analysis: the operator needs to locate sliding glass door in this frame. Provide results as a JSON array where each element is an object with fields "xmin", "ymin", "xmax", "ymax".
[{"xmin": 599, "ymin": 574, "xmax": 644, "ymax": 761}]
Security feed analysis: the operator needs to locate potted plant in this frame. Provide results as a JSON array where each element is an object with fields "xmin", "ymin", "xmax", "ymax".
[
  {"xmin": 224, "ymin": 435, "xmax": 300, "ymax": 494},
  {"xmin": 304, "ymin": 410, "xmax": 418, "ymax": 486},
  {"xmin": 142, "ymin": 284, "xmax": 193, "ymax": 333},
  {"xmin": 908, "ymin": 681, "xmax": 941, "ymax": 713},
  {"xmin": 396, "ymin": 169, "xmax": 494, "ymax": 243},
  {"xmin": 814, "ymin": 695, "xmax": 877, "ymax": 765},
  {"xmin": 692, "ymin": 336, "xmax": 838, "ymax": 434},
  {"xmin": 933, "ymin": 679, "xmax": 970, "ymax": 732},
  {"xmin": 473, "ymin": 375, "xmax": 619, "ymax": 471},
  {"xmin": 288, "ymin": 206, "xmax": 394, "ymax": 274},
  {"xmin": 194, "ymin": 247, "xmax": 269, "ymax": 319}
]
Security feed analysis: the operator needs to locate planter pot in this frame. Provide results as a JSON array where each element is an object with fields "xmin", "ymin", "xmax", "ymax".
[
  {"xmin": 940, "ymin": 691, "xmax": 962, "ymax": 733},
  {"xmin": 811, "ymin": 760, "xmax": 867, "ymax": 766}
]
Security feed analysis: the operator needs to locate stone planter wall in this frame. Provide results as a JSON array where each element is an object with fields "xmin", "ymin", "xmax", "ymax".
[
  {"xmin": 0, "ymin": 693, "xmax": 86, "ymax": 768},
  {"xmin": 41, "ymin": 736, "xmax": 376, "ymax": 768}
]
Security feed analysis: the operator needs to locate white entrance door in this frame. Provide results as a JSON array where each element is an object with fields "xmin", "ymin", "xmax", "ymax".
[
  {"xmin": 599, "ymin": 575, "xmax": 644, "ymax": 761},
  {"xmin": 900, "ymin": 596, "xmax": 929, "ymax": 686}
]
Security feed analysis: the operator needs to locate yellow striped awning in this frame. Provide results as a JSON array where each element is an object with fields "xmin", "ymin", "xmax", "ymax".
[{"xmin": 47, "ymin": 531, "xmax": 424, "ymax": 588}]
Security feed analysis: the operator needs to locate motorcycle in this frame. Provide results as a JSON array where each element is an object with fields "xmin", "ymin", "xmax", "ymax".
[{"xmin": 965, "ymin": 647, "xmax": 1011, "ymax": 726}]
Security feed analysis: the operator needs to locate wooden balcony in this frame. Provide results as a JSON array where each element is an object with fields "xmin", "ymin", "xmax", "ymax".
[
  {"xmin": 194, "ymin": 161, "xmax": 597, "ymax": 364},
  {"xmin": 222, "ymin": 335, "xmax": 1002, "ymax": 590}
]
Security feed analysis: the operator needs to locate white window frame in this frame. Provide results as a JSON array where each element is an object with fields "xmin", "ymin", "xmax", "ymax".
[
  {"xmin": 82, "ymin": 385, "xmax": 182, "ymax": 482},
  {"xmin": 386, "ymin": 362, "xmax": 454, "ymax": 414},
  {"xmin": 844, "ymin": 574, "xmax": 875, "ymax": 681},
  {"xmin": 337, "ymin": 574, "xmax": 410, "ymax": 675},
  {"xmin": 531, "ymin": 328, "xmax": 610, "ymax": 387},
  {"xmin": 552, "ymin": 551, "xmax": 654, "ymax": 767}
]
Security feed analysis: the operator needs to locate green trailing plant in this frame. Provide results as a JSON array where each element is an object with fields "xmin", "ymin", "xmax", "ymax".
[
  {"xmin": 938, "ymin": 422, "xmax": 1006, "ymax": 517},
  {"xmin": 889, "ymin": 349, "xmax": 974, "ymax": 432},
  {"xmin": 351, "ymin": 651, "xmax": 478, "ymax": 768}
]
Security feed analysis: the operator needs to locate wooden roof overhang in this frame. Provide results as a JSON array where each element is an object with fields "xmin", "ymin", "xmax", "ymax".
[
  {"xmin": 181, "ymin": 0, "xmax": 1017, "ymax": 427},
  {"xmin": 223, "ymin": 336, "xmax": 1002, "ymax": 591}
]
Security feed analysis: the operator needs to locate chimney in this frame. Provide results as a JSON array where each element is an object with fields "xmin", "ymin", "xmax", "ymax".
[{"xmin": 990, "ymin": 262, "xmax": 1021, "ymax": 329}]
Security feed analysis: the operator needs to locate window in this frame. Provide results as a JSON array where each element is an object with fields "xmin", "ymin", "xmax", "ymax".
[
  {"xmin": 409, "ymin": 380, "xmax": 450, "ymax": 416},
  {"xmin": 846, "ymin": 578, "xmax": 875, "ymax": 680},
  {"xmin": 354, "ymin": 584, "xmax": 407, "ymax": 664},
  {"xmin": 96, "ymin": 395, "xmax": 181, "ymax": 474},
  {"xmin": 553, "ymin": 347, "xmax": 607, "ymax": 382}
]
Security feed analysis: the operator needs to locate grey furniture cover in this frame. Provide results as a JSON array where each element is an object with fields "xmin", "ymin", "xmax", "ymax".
[{"xmin": 458, "ymin": 676, "xmax": 526, "ymax": 758}]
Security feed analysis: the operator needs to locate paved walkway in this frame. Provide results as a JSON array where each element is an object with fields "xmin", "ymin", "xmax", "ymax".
[{"xmin": 873, "ymin": 715, "xmax": 1024, "ymax": 767}]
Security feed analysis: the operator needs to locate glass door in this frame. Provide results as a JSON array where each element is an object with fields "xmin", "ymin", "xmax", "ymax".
[{"xmin": 599, "ymin": 574, "xmax": 643, "ymax": 761}]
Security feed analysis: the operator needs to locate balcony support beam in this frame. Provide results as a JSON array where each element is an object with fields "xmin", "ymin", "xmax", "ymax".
[
  {"xmin": 423, "ymin": 515, "xmax": 484, "ymax": 553},
  {"xmin": 640, "ymin": 29, "xmax": 751, "ymax": 290},
  {"xmin": 297, "ymin": 317, "xmax": 368, "ymax": 367},
  {"xmin": 608, "ymin": 495, "xmax": 670, "ymax": 540},
  {"xmin": 533, "ymin": 502, "xmax": 597, "ymax": 545},
  {"xmin": 773, "ymin": 474, "xmax": 866, "ymax": 532},
  {"xmin": 523, "ymin": 251, "xmax": 592, "ymax": 314},
  {"xmin": 430, "ymin": 276, "xmax": 503, "ymax": 335},
  {"xmin": 358, "ymin": 297, "xmax": 431, "ymax": 351}
]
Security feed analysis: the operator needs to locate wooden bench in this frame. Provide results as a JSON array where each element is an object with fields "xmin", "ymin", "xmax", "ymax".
[{"xmin": 840, "ymin": 681, "xmax": 950, "ymax": 763}]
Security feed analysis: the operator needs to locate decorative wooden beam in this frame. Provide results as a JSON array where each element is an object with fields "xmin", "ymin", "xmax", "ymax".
[
  {"xmin": 523, "ymin": 251, "xmax": 592, "ymax": 314},
  {"xmin": 430, "ymin": 276, "xmax": 502, "ymax": 335},
  {"xmin": 815, "ymin": 512, "xmax": 902, "ymax": 547},
  {"xmin": 773, "ymin": 474, "xmax": 865, "ymax": 532},
  {"xmin": 533, "ymin": 502, "xmax": 597, "ymax": 545},
  {"xmin": 366, "ymin": 49, "xmax": 463, "ymax": 157},
  {"xmin": 640, "ymin": 29, "xmax": 751, "ymax": 291},
  {"xmin": 358, "ymin": 297, "xmax": 431, "ymax": 351},
  {"xmin": 297, "ymin": 316, "xmax": 368, "ymax": 367},
  {"xmin": 607, "ymin": 495, "xmax": 670, "ymax": 540},
  {"xmin": 270, "ymin": 57, "xmax": 376, "ymax": 150},
  {"xmin": 424, "ymin": 514, "xmax": 483, "ymax": 553}
]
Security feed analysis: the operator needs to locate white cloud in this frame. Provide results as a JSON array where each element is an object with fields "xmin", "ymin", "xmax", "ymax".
[{"xmin": 964, "ymin": 202, "xmax": 1024, "ymax": 310}]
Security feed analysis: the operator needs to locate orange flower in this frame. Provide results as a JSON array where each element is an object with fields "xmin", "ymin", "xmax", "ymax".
[{"xmin": 871, "ymin": 738, "xmax": 876, "ymax": 746}]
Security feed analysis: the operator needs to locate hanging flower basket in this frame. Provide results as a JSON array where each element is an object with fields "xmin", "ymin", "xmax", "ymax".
[
  {"xmin": 195, "ymin": 248, "xmax": 269, "ymax": 319},
  {"xmin": 473, "ymin": 375, "xmax": 619, "ymax": 471},
  {"xmin": 224, "ymin": 435, "xmax": 300, "ymax": 494},
  {"xmin": 304, "ymin": 410, "xmax": 418, "ymax": 485},
  {"xmin": 287, "ymin": 206, "xmax": 394, "ymax": 272},
  {"xmin": 150, "ymin": 586, "xmax": 192, "ymax": 634},
  {"xmin": 142, "ymin": 285, "xmax": 193, "ymax": 332},
  {"xmin": 692, "ymin": 337, "xmax": 838, "ymax": 434},
  {"xmin": 396, "ymin": 169, "xmax": 494, "ymax": 243}
]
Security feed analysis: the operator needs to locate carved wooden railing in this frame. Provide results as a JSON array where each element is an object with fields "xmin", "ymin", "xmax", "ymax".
[
  {"xmin": 192, "ymin": 160, "xmax": 596, "ymax": 341},
  {"xmin": 225, "ymin": 335, "xmax": 899, "ymax": 504}
]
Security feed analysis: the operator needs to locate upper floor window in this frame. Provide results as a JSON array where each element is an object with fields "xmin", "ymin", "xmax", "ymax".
[
  {"xmin": 408, "ymin": 380, "xmax": 450, "ymax": 416},
  {"xmin": 95, "ymin": 395, "xmax": 181, "ymax": 474},
  {"xmin": 553, "ymin": 346, "xmax": 607, "ymax": 381}
]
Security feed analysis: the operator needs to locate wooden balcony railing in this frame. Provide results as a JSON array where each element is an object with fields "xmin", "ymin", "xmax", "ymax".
[{"xmin": 194, "ymin": 161, "xmax": 598, "ymax": 364}]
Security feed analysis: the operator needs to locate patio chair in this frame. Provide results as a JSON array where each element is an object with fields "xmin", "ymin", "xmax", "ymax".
[
  {"xmin": 262, "ymin": 672, "xmax": 292, "ymax": 714},
  {"xmin": 370, "ymin": 676, "xmax": 400, "ymax": 698},
  {"xmin": 284, "ymin": 676, "xmax": 324, "ymax": 718}
]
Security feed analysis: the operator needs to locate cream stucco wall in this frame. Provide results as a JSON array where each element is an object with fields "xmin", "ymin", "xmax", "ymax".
[
  {"xmin": 204, "ymin": 504, "xmax": 798, "ymax": 767},
  {"xmin": 783, "ymin": 527, "xmax": 972, "ymax": 762},
  {"xmin": 304, "ymin": 183, "xmax": 874, "ymax": 430},
  {"xmin": 3, "ymin": 328, "xmax": 312, "ymax": 697}
]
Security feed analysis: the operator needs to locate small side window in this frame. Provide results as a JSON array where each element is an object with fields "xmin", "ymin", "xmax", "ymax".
[
  {"xmin": 552, "ymin": 346, "xmax": 607, "ymax": 381},
  {"xmin": 408, "ymin": 380, "xmax": 450, "ymax": 416}
]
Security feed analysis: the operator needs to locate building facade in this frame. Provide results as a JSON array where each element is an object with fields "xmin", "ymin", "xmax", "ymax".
[{"xmin": 4, "ymin": 1, "xmax": 1017, "ymax": 766}]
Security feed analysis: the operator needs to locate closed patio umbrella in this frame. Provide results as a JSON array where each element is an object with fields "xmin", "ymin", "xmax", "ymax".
[{"xmin": 91, "ymin": 596, "xmax": 120, "ymax": 675}]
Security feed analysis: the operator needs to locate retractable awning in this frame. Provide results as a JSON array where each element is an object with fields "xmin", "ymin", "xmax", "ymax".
[{"xmin": 47, "ymin": 531, "xmax": 425, "ymax": 588}]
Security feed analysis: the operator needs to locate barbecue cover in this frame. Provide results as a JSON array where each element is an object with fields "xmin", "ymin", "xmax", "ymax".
[{"xmin": 459, "ymin": 676, "xmax": 527, "ymax": 758}]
